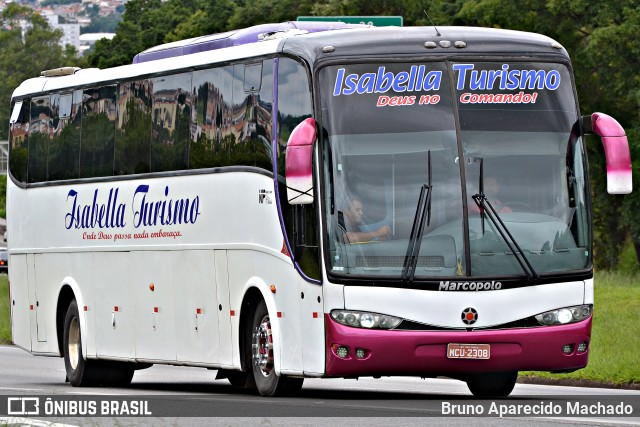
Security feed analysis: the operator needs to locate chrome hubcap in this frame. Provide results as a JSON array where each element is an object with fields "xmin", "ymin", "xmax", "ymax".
[
  {"xmin": 252, "ymin": 315, "xmax": 273, "ymax": 377},
  {"xmin": 68, "ymin": 317, "xmax": 80, "ymax": 370}
]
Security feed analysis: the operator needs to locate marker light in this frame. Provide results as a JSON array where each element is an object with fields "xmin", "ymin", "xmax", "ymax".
[
  {"xmin": 331, "ymin": 310, "xmax": 402, "ymax": 330},
  {"xmin": 535, "ymin": 305, "xmax": 592, "ymax": 326}
]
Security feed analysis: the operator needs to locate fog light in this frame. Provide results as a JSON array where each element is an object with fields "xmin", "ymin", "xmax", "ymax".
[
  {"xmin": 577, "ymin": 341, "xmax": 588, "ymax": 353},
  {"xmin": 355, "ymin": 348, "xmax": 366, "ymax": 359},
  {"xmin": 562, "ymin": 344, "xmax": 574, "ymax": 354},
  {"xmin": 336, "ymin": 346, "xmax": 349, "ymax": 358}
]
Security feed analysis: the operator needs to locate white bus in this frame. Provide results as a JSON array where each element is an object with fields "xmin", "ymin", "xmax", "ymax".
[{"xmin": 8, "ymin": 22, "xmax": 632, "ymax": 397}]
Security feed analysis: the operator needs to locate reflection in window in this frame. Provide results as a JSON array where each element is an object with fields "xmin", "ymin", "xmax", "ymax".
[
  {"xmin": 152, "ymin": 73, "xmax": 192, "ymax": 172},
  {"xmin": 192, "ymin": 65, "xmax": 234, "ymax": 168},
  {"xmin": 49, "ymin": 91, "xmax": 81, "ymax": 180},
  {"xmin": 28, "ymin": 96, "xmax": 51, "ymax": 183},
  {"xmin": 9, "ymin": 101, "xmax": 29, "ymax": 183},
  {"xmin": 116, "ymin": 80, "xmax": 152, "ymax": 175},
  {"xmin": 81, "ymin": 86, "xmax": 116, "ymax": 178}
]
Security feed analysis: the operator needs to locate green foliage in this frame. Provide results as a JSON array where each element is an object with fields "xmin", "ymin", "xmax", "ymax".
[
  {"xmin": 80, "ymin": 14, "xmax": 121, "ymax": 34},
  {"xmin": 0, "ymin": 178, "xmax": 6, "ymax": 217},
  {"xmin": 0, "ymin": 4, "xmax": 82, "ymax": 140},
  {"xmin": 0, "ymin": 275, "xmax": 9, "ymax": 345},
  {"xmin": 41, "ymin": 0, "xmax": 80, "ymax": 6},
  {"xmin": 523, "ymin": 271, "xmax": 640, "ymax": 385},
  {"xmin": 5, "ymin": 0, "xmax": 640, "ymax": 269}
]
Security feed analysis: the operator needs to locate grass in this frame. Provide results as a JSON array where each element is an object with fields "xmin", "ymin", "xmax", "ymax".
[
  {"xmin": 522, "ymin": 271, "xmax": 640, "ymax": 386},
  {"xmin": 0, "ymin": 274, "xmax": 10, "ymax": 344},
  {"xmin": 0, "ymin": 272, "xmax": 638, "ymax": 385}
]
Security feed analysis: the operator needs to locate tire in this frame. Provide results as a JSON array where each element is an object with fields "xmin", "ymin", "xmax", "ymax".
[
  {"xmin": 250, "ymin": 300, "xmax": 304, "ymax": 396},
  {"xmin": 101, "ymin": 362, "xmax": 135, "ymax": 387},
  {"xmin": 466, "ymin": 371, "xmax": 518, "ymax": 397},
  {"xmin": 63, "ymin": 299, "xmax": 102, "ymax": 386},
  {"xmin": 224, "ymin": 370, "xmax": 253, "ymax": 389}
]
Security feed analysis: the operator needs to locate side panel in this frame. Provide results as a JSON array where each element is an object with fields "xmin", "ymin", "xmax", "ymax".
[
  {"xmin": 133, "ymin": 251, "xmax": 177, "ymax": 361},
  {"xmin": 174, "ymin": 250, "xmax": 220, "ymax": 364},
  {"xmin": 9, "ymin": 254, "xmax": 31, "ymax": 351},
  {"xmin": 299, "ymin": 278, "xmax": 325, "ymax": 376},
  {"xmin": 215, "ymin": 250, "xmax": 233, "ymax": 368},
  {"xmin": 227, "ymin": 250, "xmax": 254, "ymax": 369},
  {"xmin": 95, "ymin": 252, "xmax": 136, "ymax": 359}
]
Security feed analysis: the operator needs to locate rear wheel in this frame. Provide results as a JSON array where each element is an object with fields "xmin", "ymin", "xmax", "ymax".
[
  {"xmin": 64, "ymin": 300, "xmax": 135, "ymax": 387},
  {"xmin": 250, "ymin": 300, "xmax": 303, "ymax": 396},
  {"xmin": 63, "ymin": 300, "xmax": 102, "ymax": 386},
  {"xmin": 466, "ymin": 371, "xmax": 518, "ymax": 397}
]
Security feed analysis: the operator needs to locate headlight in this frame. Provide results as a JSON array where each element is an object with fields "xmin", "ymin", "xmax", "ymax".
[
  {"xmin": 331, "ymin": 310, "xmax": 402, "ymax": 330},
  {"xmin": 535, "ymin": 304, "xmax": 592, "ymax": 326}
]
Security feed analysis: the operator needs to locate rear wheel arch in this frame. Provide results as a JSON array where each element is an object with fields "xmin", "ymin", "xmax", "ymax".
[{"xmin": 56, "ymin": 283, "xmax": 79, "ymax": 357}]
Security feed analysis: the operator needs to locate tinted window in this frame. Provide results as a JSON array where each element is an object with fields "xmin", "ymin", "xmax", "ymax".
[
  {"xmin": 276, "ymin": 57, "xmax": 320, "ymax": 280},
  {"xmin": 49, "ymin": 90, "xmax": 81, "ymax": 180},
  {"xmin": 80, "ymin": 86, "xmax": 116, "ymax": 178},
  {"xmin": 152, "ymin": 73, "xmax": 192, "ymax": 172},
  {"xmin": 28, "ymin": 96, "xmax": 51, "ymax": 183},
  {"xmin": 9, "ymin": 101, "xmax": 29, "ymax": 183},
  {"xmin": 191, "ymin": 65, "xmax": 234, "ymax": 168},
  {"xmin": 116, "ymin": 80, "xmax": 152, "ymax": 175}
]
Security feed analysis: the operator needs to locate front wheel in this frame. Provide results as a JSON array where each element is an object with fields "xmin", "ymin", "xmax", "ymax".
[
  {"xmin": 466, "ymin": 371, "xmax": 518, "ymax": 397},
  {"xmin": 250, "ymin": 300, "xmax": 303, "ymax": 396}
]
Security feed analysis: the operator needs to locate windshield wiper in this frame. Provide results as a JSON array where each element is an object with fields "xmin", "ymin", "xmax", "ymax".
[
  {"xmin": 472, "ymin": 159, "xmax": 539, "ymax": 283},
  {"xmin": 402, "ymin": 151, "xmax": 432, "ymax": 283}
]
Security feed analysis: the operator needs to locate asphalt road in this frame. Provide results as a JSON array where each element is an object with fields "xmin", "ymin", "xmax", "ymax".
[{"xmin": 1, "ymin": 345, "xmax": 639, "ymax": 426}]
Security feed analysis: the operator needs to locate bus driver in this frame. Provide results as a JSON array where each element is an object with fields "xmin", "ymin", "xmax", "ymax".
[{"xmin": 343, "ymin": 197, "xmax": 392, "ymax": 243}]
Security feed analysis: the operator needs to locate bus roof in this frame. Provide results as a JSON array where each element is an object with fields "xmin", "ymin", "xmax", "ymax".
[
  {"xmin": 12, "ymin": 25, "xmax": 568, "ymax": 100},
  {"xmin": 132, "ymin": 21, "xmax": 367, "ymax": 64}
]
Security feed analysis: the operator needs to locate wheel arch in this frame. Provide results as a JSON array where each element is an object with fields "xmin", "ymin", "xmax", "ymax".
[
  {"xmin": 238, "ymin": 280, "xmax": 281, "ymax": 374},
  {"xmin": 56, "ymin": 278, "xmax": 88, "ymax": 358}
]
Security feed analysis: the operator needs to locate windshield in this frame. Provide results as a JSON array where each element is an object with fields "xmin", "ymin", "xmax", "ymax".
[{"xmin": 320, "ymin": 61, "xmax": 590, "ymax": 281}]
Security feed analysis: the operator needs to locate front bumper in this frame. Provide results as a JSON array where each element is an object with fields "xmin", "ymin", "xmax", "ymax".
[{"xmin": 325, "ymin": 314, "xmax": 591, "ymax": 377}]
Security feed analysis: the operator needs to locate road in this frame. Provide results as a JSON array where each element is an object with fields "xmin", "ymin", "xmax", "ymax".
[{"xmin": 0, "ymin": 345, "xmax": 639, "ymax": 426}]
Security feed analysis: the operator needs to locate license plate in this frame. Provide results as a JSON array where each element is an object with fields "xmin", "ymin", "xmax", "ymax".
[{"xmin": 447, "ymin": 343, "xmax": 490, "ymax": 359}]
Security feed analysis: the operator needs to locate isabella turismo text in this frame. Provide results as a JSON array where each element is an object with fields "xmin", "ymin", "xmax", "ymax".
[{"xmin": 441, "ymin": 401, "xmax": 634, "ymax": 417}]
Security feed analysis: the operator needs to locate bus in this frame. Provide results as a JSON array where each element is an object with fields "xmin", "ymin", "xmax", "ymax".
[{"xmin": 7, "ymin": 22, "xmax": 632, "ymax": 397}]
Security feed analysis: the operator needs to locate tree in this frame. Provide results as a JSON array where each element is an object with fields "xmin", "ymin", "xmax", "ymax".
[
  {"xmin": 87, "ymin": 0, "xmax": 236, "ymax": 68},
  {"xmin": 0, "ymin": 4, "xmax": 80, "ymax": 140},
  {"xmin": 454, "ymin": 0, "xmax": 640, "ymax": 269}
]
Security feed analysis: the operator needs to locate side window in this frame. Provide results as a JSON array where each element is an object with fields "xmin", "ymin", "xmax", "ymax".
[
  {"xmin": 151, "ymin": 73, "xmax": 192, "ymax": 172},
  {"xmin": 191, "ymin": 66, "xmax": 234, "ymax": 168},
  {"xmin": 49, "ymin": 91, "xmax": 81, "ymax": 180},
  {"xmin": 230, "ymin": 61, "xmax": 273, "ymax": 169},
  {"xmin": 256, "ymin": 60, "xmax": 274, "ymax": 170},
  {"xmin": 276, "ymin": 57, "xmax": 320, "ymax": 280},
  {"xmin": 28, "ymin": 96, "xmax": 51, "ymax": 183},
  {"xmin": 9, "ymin": 100, "xmax": 29, "ymax": 183},
  {"xmin": 81, "ymin": 86, "xmax": 116, "ymax": 178},
  {"xmin": 116, "ymin": 80, "xmax": 152, "ymax": 175}
]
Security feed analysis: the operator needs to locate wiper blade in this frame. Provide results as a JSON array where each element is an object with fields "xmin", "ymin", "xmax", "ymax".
[
  {"xmin": 402, "ymin": 151, "xmax": 432, "ymax": 283},
  {"xmin": 472, "ymin": 193, "xmax": 540, "ymax": 283},
  {"xmin": 402, "ymin": 184, "xmax": 432, "ymax": 282}
]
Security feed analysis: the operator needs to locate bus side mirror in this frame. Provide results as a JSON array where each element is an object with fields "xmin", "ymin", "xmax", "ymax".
[
  {"xmin": 583, "ymin": 112, "xmax": 632, "ymax": 194},
  {"xmin": 285, "ymin": 118, "xmax": 316, "ymax": 204}
]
